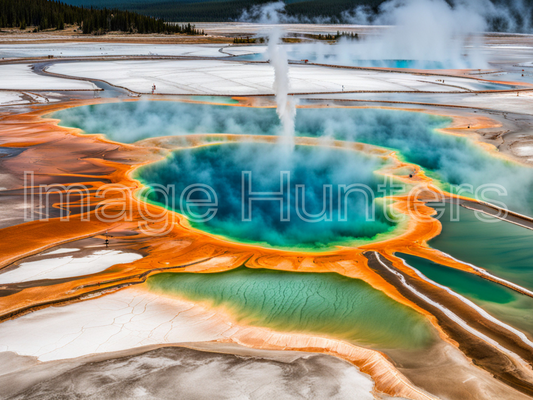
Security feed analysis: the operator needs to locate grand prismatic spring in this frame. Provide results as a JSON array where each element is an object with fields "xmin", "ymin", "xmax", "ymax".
[{"xmin": 4, "ymin": 1, "xmax": 533, "ymax": 399}]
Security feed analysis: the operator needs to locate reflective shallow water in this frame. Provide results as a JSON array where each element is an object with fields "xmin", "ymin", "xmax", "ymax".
[
  {"xmin": 398, "ymin": 252, "xmax": 533, "ymax": 336},
  {"xmin": 147, "ymin": 266, "xmax": 434, "ymax": 349},
  {"xmin": 429, "ymin": 205, "xmax": 533, "ymax": 293}
]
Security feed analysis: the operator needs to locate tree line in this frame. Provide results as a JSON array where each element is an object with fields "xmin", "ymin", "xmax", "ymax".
[
  {"xmin": 314, "ymin": 31, "xmax": 359, "ymax": 41},
  {"xmin": 0, "ymin": 0, "xmax": 204, "ymax": 34},
  {"xmin": 5, "ymin": 0, "xmax": 530, "ymax": 32},
  {"xmin": 122, "ymin": 0, "xmax": 384, "ymax": 23},
  {"xmin": 76, "ymin": 0, "xmax": 533, "ymax": 32}
]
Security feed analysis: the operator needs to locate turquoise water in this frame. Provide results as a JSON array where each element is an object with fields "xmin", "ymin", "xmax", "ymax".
[
  {"xmin": 233, "ymin": 51, "xmax": 497, "ymax": 73},
  {"xmin": 53, "ymin": 102, "xmax": 533, "ymax": 215},
  {"xmin": 291, "ymin": 109, "xmax": 533, "ymax": 215},
  {"xmin": 398, "ymin": 252, "xmax": 533, "ymax": 336},
  {"xmin": 147, "ymin": 266, "xmax": 434, "ymax": 349},
  {"xmin": 53, "ymin": 102, "xmax": 450, "ymax": 146},
  {"xmin": 430, "ymin": 205, "xmax": 533, "ymax": 292},
  {"xmin": 53, "ymin": 102, "xmax": 282, "ymax": 143},
  {"xmin": 399, "ymin": 253, "xmax": 514, "ymax": 304},
  {"xmin": 137, "ymin": 143, "xmax": 399, "ymax": 250},
  {"xmin": 235, "ymin": 52, "xmax": 450, "ymax": 69}
]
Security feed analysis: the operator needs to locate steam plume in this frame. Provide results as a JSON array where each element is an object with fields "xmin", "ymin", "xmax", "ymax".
[
  {"xmin": 257, "ymin": 2, "xmax": 297, "ymax": 150},
  {"xmin": 342, "ymin": 0, "xmax": 487, "ymax": 68}
]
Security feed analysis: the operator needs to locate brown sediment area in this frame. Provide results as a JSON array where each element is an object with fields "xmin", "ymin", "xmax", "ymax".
[
  {"xmin": 1, "ymin": 98, "xmax": 533, "ymax": 398},
  {"xmin": 460, "ymin": 199, "xmax": 533, "ymax": 230}
]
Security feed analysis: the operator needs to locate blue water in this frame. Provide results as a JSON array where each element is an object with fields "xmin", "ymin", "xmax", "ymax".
[
  {"xmin": 136, "ymin": 143, "xmax": 399, "ymax": 250},
  {"xmin": 53, "ymin": 102, "xmax": 533, "ymax": 216}
]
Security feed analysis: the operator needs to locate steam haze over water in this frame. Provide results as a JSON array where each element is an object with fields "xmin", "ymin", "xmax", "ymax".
[{"xmin": 55, "ymin": 101, "xmax": 533, "ymax": 217}]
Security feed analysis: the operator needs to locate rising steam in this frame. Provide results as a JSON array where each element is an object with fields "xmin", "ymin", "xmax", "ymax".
[
  {"xmin": 240, "ymin": 0, "xmax": 533, "ymax": 34},
  {"xmin": 239, "ymin": 0, "xmax": 533, "ymax": 69},
  {"xmin": 342, "ymin": 0, "xmax": 487, "ymax": 68},
  {"xmin": 254, "ymin": 2, "xmax": 297, "ymax": 149},
  {"xmin": 55, "ymin": 102, "xmax": 533, "ymax": 217},
  {"xmin": 268, "ymin": 27, "xmax": 296, "ymax": 149}
]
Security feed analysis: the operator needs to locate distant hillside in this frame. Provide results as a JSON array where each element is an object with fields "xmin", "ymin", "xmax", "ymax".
[
  {"xmin": 59, "ymin": 0, "xmax": 533, "ymax": 32},
  {"xmin": 59, "ymin": 0, "xmax": 387, "ymax": 23},
  {"xmin": 0, "ymin": 0, "xmax": 204, "ymax": 34}
]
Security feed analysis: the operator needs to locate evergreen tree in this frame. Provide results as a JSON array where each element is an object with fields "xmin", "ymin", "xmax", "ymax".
[{"xmin": 0, "ymin": 0, "xmax": 204, "ymax": 35}]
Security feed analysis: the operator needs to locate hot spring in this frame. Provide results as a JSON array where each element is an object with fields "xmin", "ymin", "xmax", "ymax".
[
  {"xmin": 53, "ymin": 100, "xmax": 533, "ymax": 218},
  {"xmin": 136, "ymin": 142, "xmax": 399, "ymax": 250}
]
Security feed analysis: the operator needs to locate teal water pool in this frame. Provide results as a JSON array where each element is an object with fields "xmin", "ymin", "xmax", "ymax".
[
  {"xmin": 398, "ymin": 252, "xmax": 533, "ymax": 336},
  {"xmin": 429, "ymin": 205, "xmax": 533, "ymax": 293},
  {"xmin": 147, "ymin": 266, "xmax": 434, "ymax": 349}
]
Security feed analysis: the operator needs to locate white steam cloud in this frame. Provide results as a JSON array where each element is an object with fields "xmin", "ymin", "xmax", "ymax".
[
  {"xmin": 238, "ymin": 0, "xmax": 532, "ymax": 69},
  {"xmin": 239, "ymin": 1, "xmax": 331, "ymax": 24},
  {"xmin": 344, "ymin": 0, "xmax": 532, "ymax": 35},
  {"xmin": 240, "ymin": 1, "xmax": 287, "ymax": 24},
  {"xmin": 258, "ymin": 2, "xmax": 297, "ymax": 150},
  {"xmin": 240, "ymin": 0, "xmax": 532, "ymax": 34},
  {"xmin": 341, "ymin": 0, "xmax": 487, "ymax": 68},
  {"xmin": 460, "ymin": 0, "xmax": 532, "ymax": 33}
]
